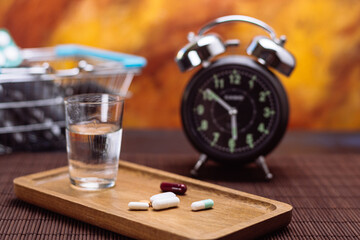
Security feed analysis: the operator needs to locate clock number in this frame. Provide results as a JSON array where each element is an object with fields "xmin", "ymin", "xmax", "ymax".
[
  {"xmin": 228, "ymin": 138, "xmax": 236, "ymax": 153},
  {"xmin": 264, "ymin": 107, "xmax": 275, "ymax": 118},
  {"xmin": 246, "ymin": 134, "xmax": 254, "ymax": 149},
  {"xmin": 214, "ymin": 74, "xmax": 224, "ymax": 89},
  {"xmin": 202, "ymin": 90, "xmax": 213, "ymax": 101},
  {"xmin": 258, "ymin": 123, "xmax": 269, "ymax": 135},
  {"xmin": 195, "ymin": 104, "xmax": 204, "ymax": 115},
  {"xmin": 229, "ymin": 69, "xmax": 241, "ymax": 85},
  {"xmin": 198, "ymin": 119, "xmax": 208, "ymax": 131},
  {"xmin": 211, "ymin": 132, "xmax": 220, "ymax": 146},
  {"xmin": 249, "ymin": 75, "xmax": 257, "ymax": 89},
  {"xmin": 259, "ymin": 91, "xmax": 271, "ymax": 102}
]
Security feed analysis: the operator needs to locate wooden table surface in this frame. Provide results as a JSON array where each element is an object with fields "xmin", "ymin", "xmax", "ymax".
[{"xmin": 1, "ymin": 130, "xmax": 360, "ymax": 239}]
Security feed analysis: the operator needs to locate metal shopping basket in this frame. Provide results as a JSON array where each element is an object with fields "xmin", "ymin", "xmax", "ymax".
[{"xmin": 0, "ymin": 44, "xmax": 146, "ymax": 153}]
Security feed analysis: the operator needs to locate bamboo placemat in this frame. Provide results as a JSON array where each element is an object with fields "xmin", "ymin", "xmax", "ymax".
[{"xmin": 1, "ymin": 152, "xmax": 360, "ymax": 239}]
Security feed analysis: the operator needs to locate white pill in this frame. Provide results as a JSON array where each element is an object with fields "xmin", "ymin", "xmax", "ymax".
[
  {"xmin": 0, "ymin": 31, "xmax": 11, "ymax": 47},
  {"xmin": 150, "ymin": 192, "xmax": 176, "ymax": 203},
  {"xmin": 4, "ymin": 46, "xmax": 19, "ymax": 61},
  {"xmin": 128, "ymin": 202, "xmax": 149, "ymax": 210},
  {"xmin": 152, "ymin": 196, "xmax": 180, "ymax": 210},
  {"xmin": 191, "ymin": 199, "xmax": 214, "ymax": 211}
]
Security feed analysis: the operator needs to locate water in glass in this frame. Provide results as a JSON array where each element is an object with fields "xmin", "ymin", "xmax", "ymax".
[{"xmin": 66, "ymin": 122, "xmax": 122, "ymax": 190}]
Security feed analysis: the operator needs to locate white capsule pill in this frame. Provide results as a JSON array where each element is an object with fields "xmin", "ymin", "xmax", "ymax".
[
  {"xmin": 128, "ymin": 202, "xmax": 149, "ymax": 210},
  {"xmin": 150, "ymin": 192, "xmax": 176, "ymax": 203},
  {"xmin": 191, "ymin": 199, "xmax": 214, "ymax": 211},
  {"xmin": 152, "ymin": 196, "xmax": 180, "ymax": 210}
]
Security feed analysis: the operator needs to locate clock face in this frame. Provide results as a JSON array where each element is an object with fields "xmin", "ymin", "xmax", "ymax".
[{"xmin": 181, "ymin": 56, "xmax": 288, "ymax": 163}]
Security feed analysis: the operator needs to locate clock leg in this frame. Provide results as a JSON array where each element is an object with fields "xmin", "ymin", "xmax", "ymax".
[
  {"xmin": 190, "ymin": 154, "xmax": 208, "ymax": 177},
  {"xmin": 255, "ymin": 156, "xmax": 273, "ymax": 180}
]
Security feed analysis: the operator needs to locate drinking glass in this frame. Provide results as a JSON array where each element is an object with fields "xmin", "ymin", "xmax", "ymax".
[{"xmin": 64, "ymin": 94, "xmax": 124, "ymax": 190}]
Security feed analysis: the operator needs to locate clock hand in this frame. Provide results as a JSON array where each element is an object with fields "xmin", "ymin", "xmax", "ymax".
[
  {"xmin": 230, "ymin": 111, "xmax": 238, "ymax": 140},
  {"xmin": 206, "ymin": 88, "xmax": 238, "ymax": 139},
  {"xmin": 205, "ymin": 88, "xmax": 232, "ymax": 112}
]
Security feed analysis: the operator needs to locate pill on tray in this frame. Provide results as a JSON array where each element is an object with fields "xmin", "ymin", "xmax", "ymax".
[
  {"xmin": 150, "ymin": 192, "xmax": 176, "ymax": 203},
  {"xmin": 128, "ymin": 202, "xmax": 149, "ymax": 210},
  {"xmin": 160, "ymin": 182, "xmax": 187, "ymax": 195},
  {"xmin": 152, "ymin": 196, "xmax": 180, "ymax": 210},
  {"xmin": 191, "ymin": 199, "xmax": 214, "ymax": 211}
]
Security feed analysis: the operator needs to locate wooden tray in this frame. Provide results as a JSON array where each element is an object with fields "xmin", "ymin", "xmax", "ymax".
[{"xmin": 14, "ymin": 160, "xmax": 292, "ymax": 240}]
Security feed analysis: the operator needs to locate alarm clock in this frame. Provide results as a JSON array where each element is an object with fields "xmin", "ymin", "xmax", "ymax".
[{"xmin": 175, "ymin": 15, "xmax": 296, "ymax": 179}]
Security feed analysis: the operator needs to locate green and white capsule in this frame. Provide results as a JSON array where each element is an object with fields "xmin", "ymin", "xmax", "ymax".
[{"xmin": 191, "ymin": 199, "xmax": 214, "ymax": 211}]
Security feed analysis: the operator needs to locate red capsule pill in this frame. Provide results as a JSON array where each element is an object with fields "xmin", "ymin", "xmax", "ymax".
[{"xmin": 160, "ymin": 182, "xmax": 187, "ymax": 195}]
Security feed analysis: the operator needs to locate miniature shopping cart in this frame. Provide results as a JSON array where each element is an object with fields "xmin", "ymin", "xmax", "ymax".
[{"xmin": 0, "ymin": 44, "xmax": 146, "ymax": 153}]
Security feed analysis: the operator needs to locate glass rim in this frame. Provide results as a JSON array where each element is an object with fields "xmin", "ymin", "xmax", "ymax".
[{"xmin": 64, "ymin": 93, "xmax": 125, "ymax": 105}]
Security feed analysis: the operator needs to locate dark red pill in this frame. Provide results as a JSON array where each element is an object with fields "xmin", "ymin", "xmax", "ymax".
[{"xmin": 160, "ymin": 182, "xmax": 187, "ymax": 195}]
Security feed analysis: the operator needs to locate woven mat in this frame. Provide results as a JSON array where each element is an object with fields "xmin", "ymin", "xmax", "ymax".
[{"xmin": 1, "ymin": 152, "xmax": 359, "ymax": 239}]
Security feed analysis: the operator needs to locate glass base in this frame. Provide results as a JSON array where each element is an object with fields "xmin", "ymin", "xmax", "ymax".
[{"xmin": 70, "ymin": 177, "xmax": 115, "ymax": 190}]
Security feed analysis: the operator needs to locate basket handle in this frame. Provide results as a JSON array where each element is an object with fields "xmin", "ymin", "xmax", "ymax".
[{"xmin": 55, "ymin": 44, "xmax": 147, "ymax": 68}]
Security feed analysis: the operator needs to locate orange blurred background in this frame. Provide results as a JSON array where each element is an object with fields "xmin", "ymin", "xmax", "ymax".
[{"xmin": 1, "ymin": 0, "xmax": 359, "ymax": 130}]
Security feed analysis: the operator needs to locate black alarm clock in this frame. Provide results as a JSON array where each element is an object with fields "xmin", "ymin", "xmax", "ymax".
[{"xmin": 175, "ymin": 15, "xmax": 296, "ymax": 179}]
